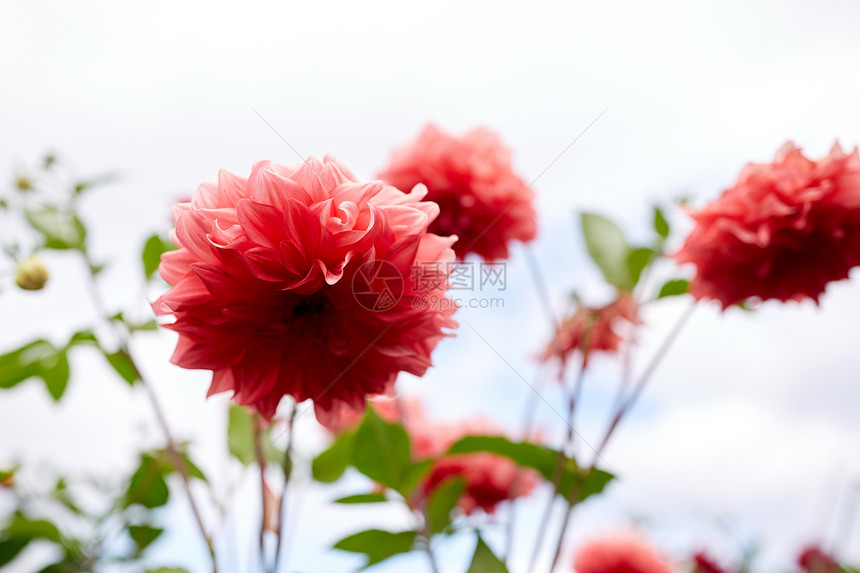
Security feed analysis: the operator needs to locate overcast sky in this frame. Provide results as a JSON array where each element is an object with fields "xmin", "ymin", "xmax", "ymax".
[{"xmin": 2, "ymin": 1, "xmax": 860, "ymax": 572}]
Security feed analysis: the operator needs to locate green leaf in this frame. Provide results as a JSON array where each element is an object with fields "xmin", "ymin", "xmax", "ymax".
[
  {"xmin": 25, "ymin": 207, "xmax": 86, "ymax": 250},
  {"xmin": 103, "ymin": 349, "xmax": 140, "ymax": 385},
  {"xmin": 399, "ymin": 459, "xmax": 432, "ymax": 498},
  {"xmin": 333, "ymin": 529, "xmax": 417, "ymax": 567},
  {"xmin": 0, "ymin": 340, "xmax": 55, "ymax": 389},
  {"xmin": 653, "ymin": 206, "xmax": 670, "ymax": 239},
  {"xmin": 142, "ymin": 234, "xmax": 176, "ymax": 281},
  {"xmin": 467, "ymin": 535, "xmax": 508, "ymax": 573},
  {"xmin": 227, "ymin": 405, "xmax": 255, "ymax": 465},
  {"xmin": 447, "ymin": 436, "xmax": 615, "ymax": 502},
  {"xmin": 627, "ymin": 247, "xmax": 654, "ymax": 288},
  {"xmin": 67, "ymin": 330, "xmax": 97, "ymax": 348},
  {"xmin": 581, "ymin": 212, "xmax": 634, "ymax": 290},
  {"xmin": 657, "ymin": 278, "xmax": 689, "ymax": 299},
  {"xmin": 0, "ymin": 340, "xmax": 69, "ymax": 400},
  {"xmin": 0, "ymin": 538, "xmax": 29, "ymax": 567},
  {"xmin": 72, "ymin": 173, "xmax": 117, "ymax": 196},
  {"xmin": 312, "ymin": 432, "xmax": 354, "ymax": 483},
  {"xmin": 130, "ymin": 319, "xmax": 159, "ymax": 332},
  {"xmin": 41, "ymin": 352, "xmax": 69, "ymax": 401},
  {"xmin": 5, "ymin": 515, "xmax": 63, "ymax": 543},
  {"xmin": 177, "ymin": 451, "xmax": 208, "ymax": 483},
  {"xmin": 334, "ymin": 493, "xmax": 388, "ymax": 504},
  {"xmin": 150, "ymin": 446, "xmax": 208, "ymax": 483},
  {"xmin": 124, "ymin": 455, "xmax": 170, "ymax": 509},
  {"xmin": 129, "ymin": 525, "xmax": 163, "ymax": 554},
  {"xmin": 351, "ymin": 408, "xmax": 412, "ymax": 493},
  {"xmin": 425, "ymin": 477, "xmax": 464, "ymax": 536}
]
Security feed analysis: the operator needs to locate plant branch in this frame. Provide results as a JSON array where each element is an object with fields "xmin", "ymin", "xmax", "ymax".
[{"xmin": 79, "ymin": 251, "xmax": 217, "ymax": 572}]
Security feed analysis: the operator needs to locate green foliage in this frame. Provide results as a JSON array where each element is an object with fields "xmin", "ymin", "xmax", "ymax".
[
  {"xmin": 581, "ymin": 212, "xmax": 634, "ymax": 290},
  {"xmin": 0, "ymin": 513, "xmax": 65, "ymax": 568},
  {"xmin": 142, "ymin": 234, "xmax": 176, "ymax": 281},
  {"xmin": 581, "ymin": 212, "xmax": 660, "ymax": 292},
  {"xmin": 351, "ymin": 408, "xmax": 428, "ymax": 497},
  {"xmin": 129, "ymin": 524, "xmax": 163, "ymax": 555},
  {"xmin": 627, "ymin": 247, "xmax": 654, "ymax": 288},
  {"xmin": 227, "ymin": 405, "xmax": 256, "ymax": 465},
  {"xmin": 72, "ymin": 174, "xmax": 117, "ymax": 196},
  {"xmin": 313, "ymin": 430, "xmax": 354, "ymax": 483},
  {"xmin": 25, "ymin": 207, "xmax": 87, "ymax": 251},
  {"xmin": 424, "ymin": 477, "xmax": 464, "ymax": 536},
  {"xmin": 0, "ymin": 340, "xmax": 70, "ymax": 401},
  {"xmin": 103, "ymin": 349, "xmax": 140, "ymax": 385},
  {"xmin": 333, "ymin": 529, "xmax": 417, "ymax": 568},
  {"xmin": 312, "ymin": 408, "xmax": 431, "ymax": 500},
  {"xmin": 226, "ymin": 405, "xmax": 283, "ymax": 467},
  {"xmin": 124, "ymin": 454, "xmax": 170, "ymax": 509},
  {"xmin": 467, "ymin": 535, "xmax": 508, "ymax": 573},
  {"xmin": 658, "ymin": 278, "xmax": 690, "ymax": 299},
  {"xmin": 333, "ymin": 494, "xmax": 388, "ymax": 504},
  {"xmin": 653, "ymin": 205, "xmax": 670, "ymax": 238},
  {"xmin": 447, "ymin": 436, "xmax": 614, "ymax": 501}
]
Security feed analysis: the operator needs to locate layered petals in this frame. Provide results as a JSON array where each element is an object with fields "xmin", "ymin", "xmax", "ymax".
[{"xmin": 153, "ymin": 156, "xmax": 457, "ymax": 422}]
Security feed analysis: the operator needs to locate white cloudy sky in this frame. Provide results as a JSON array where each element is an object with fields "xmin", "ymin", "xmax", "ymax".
[{"xmin": 1, "ymin": 0, "xmax": 860, "ymax": 572}]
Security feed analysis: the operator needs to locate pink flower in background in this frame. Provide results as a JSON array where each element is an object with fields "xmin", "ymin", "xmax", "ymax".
[
  {"xmin": 798, "ymin": 545, "xmax": 839, "ymax": 573},
  {"xmin": 412, "ymin": 419, "xmax": 539, "ymax": 515},
  {"xmin": 573, "ymin": 533, "xmax": 672, "ymax": 573},
  {"xmin": 541, "ymin": 293, "xmax": 639, "ymax": 370},
  {"xmin": 675, "ymin": 142, "xmax": 860, "ymax": 308},
  {"xmin": 153, "ymin": 157, "xmax": 457, "ymax": 423},
  {"xmin": 378, "ymin": 124, "xmax": 537, "ymax": 261}
]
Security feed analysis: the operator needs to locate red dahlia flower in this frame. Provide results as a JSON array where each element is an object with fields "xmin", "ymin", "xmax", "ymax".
[
  {"xmin": 378, "ymin": 124, "xmax": 537, "ymax": 261},
  {"xmin": 573, "ymin": 533, "xmax": 672, "ymax": 573},
  {"xmin": 153, "ymin": 157, "xmax": 457, "ymax": 423},
  {"xmin": 675, "ymin": 142, "xmax": 860, "ymax": 308},
  {"xmin": 541, "ymin": 293, "xmax": 639, "ymax": 370}
]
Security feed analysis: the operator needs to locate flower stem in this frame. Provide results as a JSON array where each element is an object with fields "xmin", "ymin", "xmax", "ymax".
[
  {"xmin": 272, "ymin": 403, "xmax": 297, "ymax": 573},
  {"xmin": 253, "ymin": 413, "xmax": 268, "ymax": 572},
  {"xmin": 79, "ymin": 252, "xmax": 217, "ymax": 572},
  {"xmin": 526, "ymin": 353, "xmax": 587, "ymax": 573},
  {"xmin": 546, "ymin": 302, "xmax": 696, "ymax": 572}
]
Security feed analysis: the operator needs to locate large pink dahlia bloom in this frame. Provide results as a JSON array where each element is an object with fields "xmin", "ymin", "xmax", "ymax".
[
  {"xmin": 153, "ymin": 157, "xmax": 457, "ymax": 423},
  {"xmin": 573, "ymin": 533, "xmax": 673, "ymax": 573},
  {"xmin": 378, "ymin": 124, "xmax": 537, "ymax": 261},
  {"xmin": 675, "ymin": 142, "xmax": 860, "ymax": 308}
]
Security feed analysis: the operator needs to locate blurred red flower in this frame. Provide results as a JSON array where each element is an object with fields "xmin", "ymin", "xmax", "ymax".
[
  {"xmin": 153, "ymin": 157, "xmax": 457, "ymax": 423},
  {"xmin": 676, "ymin": 142, "xmax": 860, "ymax": 308},
  {"xmin": 798, "ymin": 545, "xmax": 839, "ymax": 573},
  {"xmin": 412, "ymin": 418, "xmax": 539, "ymax": 515},
  {"xmin": 573, "ymin": 533, "xmax": 672, "ymax": 573},
  {"xmin": 378, "ymin": 124, "xmax": 537, "ymax": 261},
  {"xmin": 541, "ymin": 293, "xmax": 639, "ymax": 370},
  {"xmin": 693, "ymin": 551, "xmax": 730, "ymax": 573}
]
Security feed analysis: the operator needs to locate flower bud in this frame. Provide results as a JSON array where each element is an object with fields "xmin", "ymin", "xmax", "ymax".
[{"xmin": 15, "ymin": 255, "xmax": 49, "ymax": 291}]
